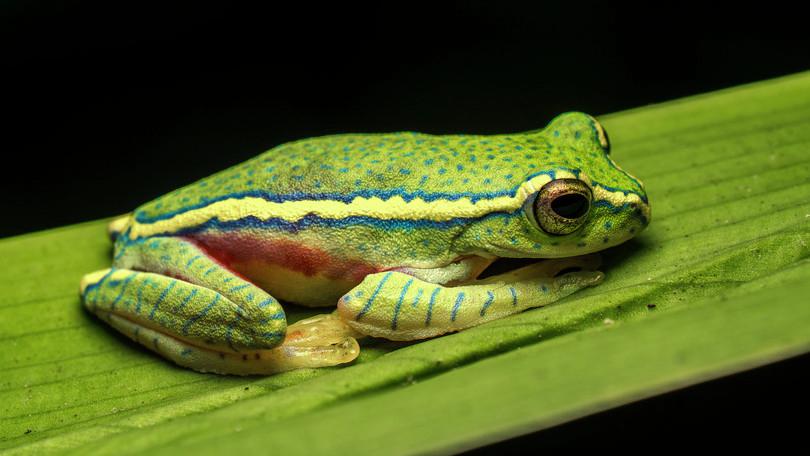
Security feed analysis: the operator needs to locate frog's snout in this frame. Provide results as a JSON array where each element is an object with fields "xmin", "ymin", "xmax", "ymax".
[
  {"xmin": 107, "ymin": 215, "xmax": 131, "ymax": 241},
  {"xmin": 632, "ymin": 196, "xmax": 652, "ymax": 231}
]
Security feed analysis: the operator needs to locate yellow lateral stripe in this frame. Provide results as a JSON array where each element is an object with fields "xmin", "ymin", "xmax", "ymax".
[
  {"xmin": 80, "ymin": 268, "xmax": 112, "ymax": 294},
  {"xmin": 593, "ymin": 186, "xmax": 649, "ymax": 220},
  {"xmin": 129, "ymin": 172, "xmax": 643, "ymax": 238}
]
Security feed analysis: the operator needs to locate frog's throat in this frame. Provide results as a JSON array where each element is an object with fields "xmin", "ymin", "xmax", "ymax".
[{"xmin": 127, "ymin": 170, "xmax": 647, "ymax": 239}]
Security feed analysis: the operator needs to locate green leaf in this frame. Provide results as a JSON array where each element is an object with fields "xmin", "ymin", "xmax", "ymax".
[{"xmin": 2, "ymin": 71, "xmax": 810, "ymax": 454}]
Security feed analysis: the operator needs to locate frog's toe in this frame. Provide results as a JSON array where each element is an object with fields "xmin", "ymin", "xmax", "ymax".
[
  {"xmin": 541, "ymin": 254, "xmax": 605, "ymax": 291},
  {"xmin": 555, "ymin": 269, "xmax": 605, "ymax": 290},
  {"xmin": 284, "ymin": 312, "xmax": 363, "ymax": 347},
  {"xmin": 277, "ymin": 336, "xmax": 360, "ymax": 370}
]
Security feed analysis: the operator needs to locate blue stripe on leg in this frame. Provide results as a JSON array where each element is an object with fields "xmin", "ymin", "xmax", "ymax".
[
  {"xmin": 391, "ymin": 278, "xmax": 414, "ymax": 330},
  {"xmin": 411, "ymin": 288, "xmax": 423, "ymax": 308},
  {"xmin": 450, "ymin": 292, "xmax": 465, "ymax": 322},
  {"xmin": 149, "ymin": 281, "xmax": 177, "ymax": 320},
  {"xmin": 356, "ymin": 272, "xmax": 393, "ymax": 321},
  {"xmin": 425, "ymin": 287, "xmax": 441, "ymax": 326},
  {"xmin": 110, "ymin": 272, "xmax": 137, "ymax": 311},
  {"xmin": 182, "ymin": 295, "xmax": 220, "ymax": 336},
  {"xmin": 509, "ymin": 287, "xmax": 518, "ymax": 306},
  {"xmin": 480, "ymin": 291, "xmax": 495, "ymax": 317}
]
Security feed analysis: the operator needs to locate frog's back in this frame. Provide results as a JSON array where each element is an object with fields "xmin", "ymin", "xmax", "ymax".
[
  {"xmin": 116, "ymin": 115, "xmax": 647, "ymax": 305},
  {"xmin": 133, "ymin": 131, "xmax": 558, "ymax": 224}
]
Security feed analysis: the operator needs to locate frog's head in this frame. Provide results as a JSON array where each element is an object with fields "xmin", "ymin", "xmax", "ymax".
[{"xmin": 456, "ymin": 112, "xmax": 650, "ymax": 259}]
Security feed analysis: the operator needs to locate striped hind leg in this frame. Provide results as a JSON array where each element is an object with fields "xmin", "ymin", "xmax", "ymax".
[
  {"xmin": 80, "ymin": 268, "xmax": 358, "ymax": 375},
  {"xmin": 337, "ymin": 255, "xmax": 604, "ymax": 341}
]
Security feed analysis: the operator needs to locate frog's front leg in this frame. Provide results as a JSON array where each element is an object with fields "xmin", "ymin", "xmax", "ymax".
[
  {"xmin": 80, "ymin": 236, "xmax": 358, "ymax": 375},
  {"xmin": 337, "ymin": 255, "xmax": 604, "ymax": 340}
]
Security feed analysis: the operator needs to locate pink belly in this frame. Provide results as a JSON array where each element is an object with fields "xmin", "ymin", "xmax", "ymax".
[{"xmin": 184, "ymin": 233, "xmax": 381, "ymax": 306}]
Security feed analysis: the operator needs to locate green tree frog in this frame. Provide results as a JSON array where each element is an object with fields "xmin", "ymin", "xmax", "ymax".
[{"xmin": 80, "ymin": 112, "xmax": 649, "ymax": 375}]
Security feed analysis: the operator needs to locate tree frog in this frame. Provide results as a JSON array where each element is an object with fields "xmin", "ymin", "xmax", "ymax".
[{"xmin": 80, "ymin": 112, "xmax": 649, "ymax": 375}]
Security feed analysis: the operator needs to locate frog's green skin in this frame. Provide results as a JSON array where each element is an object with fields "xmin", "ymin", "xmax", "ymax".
[{"xmin": 80, "ymin": 112, "xmax": 650, "ymax": 375}]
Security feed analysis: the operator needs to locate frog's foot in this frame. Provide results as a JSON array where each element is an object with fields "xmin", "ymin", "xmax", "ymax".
[
  {"xmin": 337, "ymin": 254, "xmax": 603, "ymax": 341},
  {"xmin": 285, "ymin": 312, "xmax": 363, "ymax": 346},
  {"xmin": 270, "ymin": 313, "xmax": 361, "ymax": 371}
]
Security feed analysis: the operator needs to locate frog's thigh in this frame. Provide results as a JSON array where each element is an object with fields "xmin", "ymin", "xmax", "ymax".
[
  {"xmin": 117, "ymin": 236, "xmax": 289, "ymax": 350},
  {"xmin": 337, "ymin": 255, "xmax": 604, "ymax": 341},
  {"xmin": 80, "ymin": 268, "xmax": 359, "ymax": 375}
]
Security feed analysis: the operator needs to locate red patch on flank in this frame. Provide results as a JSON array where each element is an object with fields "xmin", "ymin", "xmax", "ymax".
[
  {"xmin": 179, "ymin": 238, "xmax": 252, "ymax": 282},
  {"xmin": 184, "ymin": 233, "xmax": 379, "ymax": 283}
]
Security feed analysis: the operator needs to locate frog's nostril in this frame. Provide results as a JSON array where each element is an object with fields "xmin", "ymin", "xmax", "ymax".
[
  {"xmin": 550, "ymin": 193, "xmax": 589, "ymax": 219},
  {"xmin": 635, "ymin": 202, "xmax": 652, "ymax": 228}
]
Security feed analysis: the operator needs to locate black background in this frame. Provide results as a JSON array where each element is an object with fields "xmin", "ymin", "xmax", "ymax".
[{"xmin": 3, "ymin": 1, "xmax": 809, "ymax": 450}]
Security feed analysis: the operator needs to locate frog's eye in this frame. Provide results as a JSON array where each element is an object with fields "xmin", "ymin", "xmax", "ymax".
[{"xmin": 531, "ymin": 179, "xmax": 592, "ymax": 235}]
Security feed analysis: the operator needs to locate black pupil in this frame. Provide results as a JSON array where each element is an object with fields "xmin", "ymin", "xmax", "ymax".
[{"xmin": 550, "ymin": 193, "xmax": 589, "ymax": 219}]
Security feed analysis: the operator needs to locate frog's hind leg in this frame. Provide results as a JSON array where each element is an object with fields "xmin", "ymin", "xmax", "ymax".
[
  {"xmin": 80, "ymin": 268, "xmax": 359, "ymax": 375},
  {"xmin": 82, "ymin": 234, "xmax": 360, "ymax": 374},
  {"xmin": 337, "ymin": 255, "xmax": 604, "ymax": 341}
]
